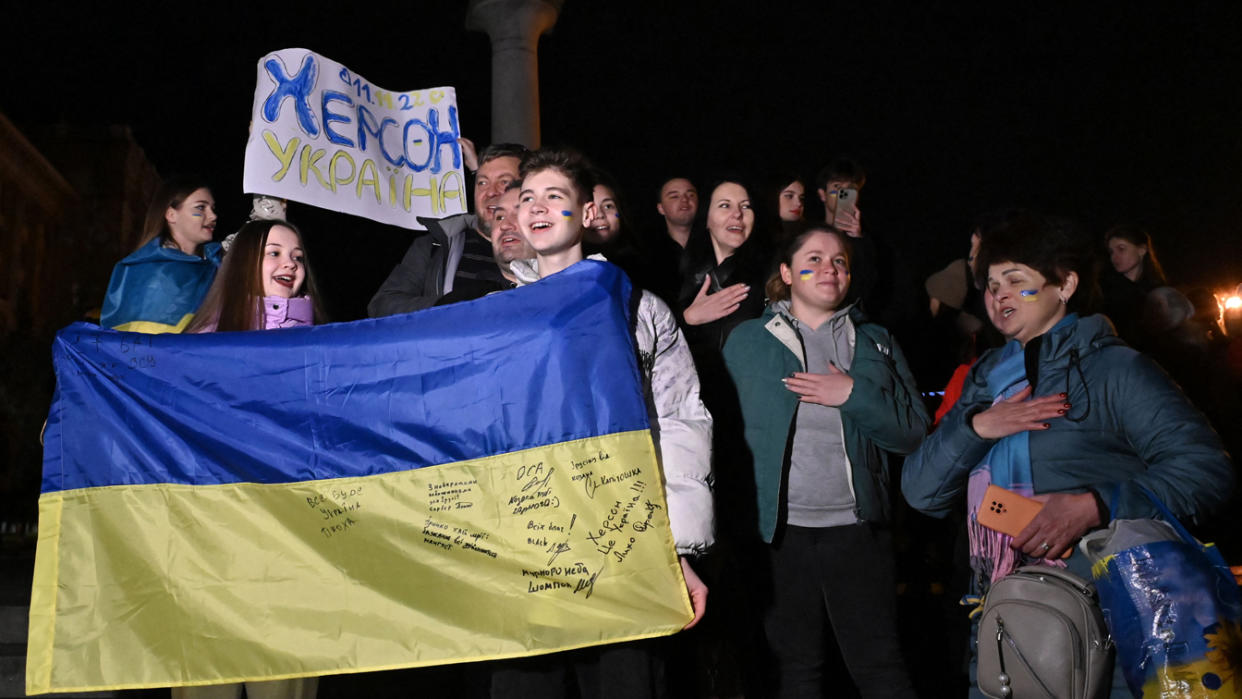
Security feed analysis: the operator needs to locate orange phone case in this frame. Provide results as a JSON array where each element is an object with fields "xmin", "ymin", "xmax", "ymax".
[
  {"xmin": 977, "ymin": 484, "xmax": 1043, "ymax": 537},
  {"xmin": 977, "ymin": 484, "xmax": 1071, "ymax": 558}
]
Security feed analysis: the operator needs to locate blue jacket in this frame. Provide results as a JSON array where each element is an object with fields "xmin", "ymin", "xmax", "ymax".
[
  {"xmin": 902, "ymin": 314, "xmax": 1233, "ymax": 524},
  {"xmin": 724, "ymin": 304, "xmax": 929, "ymax": 542}
]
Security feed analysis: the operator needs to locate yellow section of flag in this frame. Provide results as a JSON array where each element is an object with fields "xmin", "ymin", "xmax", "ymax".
[{"xmin": 27, "ymin": 430, "xmax": 690, "ymax": 694}]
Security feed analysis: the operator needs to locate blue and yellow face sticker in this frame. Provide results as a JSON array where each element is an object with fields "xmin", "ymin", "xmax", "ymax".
[
  {"xmin": 1019, "ymin": 289, "xmax": 1040, "ymax": 302},
  {"xmin": 799, "ymin": 269, "xmax": 814, "ymax": 282}
]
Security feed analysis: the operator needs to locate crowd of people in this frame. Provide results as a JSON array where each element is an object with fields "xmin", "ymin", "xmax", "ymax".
[{"xmin": 96, "ymin": 139, "xmax": 1240, "ymax": 698}]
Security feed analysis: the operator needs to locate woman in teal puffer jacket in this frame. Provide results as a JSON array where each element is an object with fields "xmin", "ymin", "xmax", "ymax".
[
  {"xmin": 901, "ymin": 212, "xmax": 1233, "ymax": 698},
  {"xmin": 723, "ymin": 226, "xmax": 928, "ymax": 698}
]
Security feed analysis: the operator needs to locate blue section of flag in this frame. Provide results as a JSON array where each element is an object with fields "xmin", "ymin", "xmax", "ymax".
[
  {"xmin": 99, "ymin": 238, "xmax": 224, "ymax": 330},
  {"xmin": 44, "ymin": 261, "xmax": 644, "ymax": 492}
]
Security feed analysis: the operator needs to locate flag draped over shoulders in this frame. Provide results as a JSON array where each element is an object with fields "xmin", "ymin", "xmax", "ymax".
[
  {"xmin": 99, "ymin": 238, "xmax": 223, "ymax": 333},
  {"xmin": 29, "ymin": 261, "xmax": 691, "ymax": 695}
]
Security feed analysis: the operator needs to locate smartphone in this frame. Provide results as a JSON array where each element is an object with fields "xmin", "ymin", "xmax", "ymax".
[
  {"xmin": 834, "ymin": 187, "xmax": 858, "ymax": 221},
  {"xmin": 976, "ymin": 484, "xmax": 1071, "ymax": 558},
  {"xmin": 977, "ymin": 484, "xmax": 1042, "ymax": 538}
]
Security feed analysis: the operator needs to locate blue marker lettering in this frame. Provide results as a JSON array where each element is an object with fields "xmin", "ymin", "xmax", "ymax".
[
  {"xmin": 262, "ymin": 54, "xmax": 319, "ymax": 136},
  {"xmin": 356, "ymin": 106, "xmax": 402, "ymax": 167},
  {"xmin": 402, "ymin": 118, "xmax": 434, "ymax": 172},
  {"xmin": 321, "ymin": 91, "xmax": 355, "ymax": 147},
  {"xmin": 426, "ymin": 106, "xmax": 461, "ymax": 174}
]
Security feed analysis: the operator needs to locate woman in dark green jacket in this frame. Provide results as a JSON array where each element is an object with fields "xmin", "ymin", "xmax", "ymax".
[{"xmin": 723, "ymin": 226, "xmax": 928, "ymax": 698}]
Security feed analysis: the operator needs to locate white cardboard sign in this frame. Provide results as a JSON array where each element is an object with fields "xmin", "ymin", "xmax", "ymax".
[{"xmin": 243, "ymin": 48, "xmax": 466, "ymax": 230}]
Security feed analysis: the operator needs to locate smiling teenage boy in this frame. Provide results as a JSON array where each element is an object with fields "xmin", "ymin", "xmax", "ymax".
[{"xmin": 494, "ymin": 148, "xmax": 713, "ymax": 698}]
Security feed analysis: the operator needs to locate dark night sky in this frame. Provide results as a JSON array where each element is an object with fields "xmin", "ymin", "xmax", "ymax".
[{"xmin": 6, "ymin": 2, "xmax": 1242, "ymax": 319}]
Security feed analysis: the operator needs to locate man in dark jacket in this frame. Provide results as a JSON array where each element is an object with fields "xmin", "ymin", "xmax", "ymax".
[
  {"xmin": 367, "ymin": 143, "xmax": 528, "ymax": 316},
  {"xmin": 642, "ymin": 176, "xmax": 698, "ymax": 305},
  {"xmin": 432, "ymin": 183, "xmax": 534, "ymax": 306}
]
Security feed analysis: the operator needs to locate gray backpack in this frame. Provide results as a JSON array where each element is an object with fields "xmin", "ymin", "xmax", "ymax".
[{"xmin": 977, "ymin": 566, "xmax": 1114, "ymax": 698}]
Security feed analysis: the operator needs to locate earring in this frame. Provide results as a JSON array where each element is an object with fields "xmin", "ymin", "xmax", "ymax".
[{"xmin": 1059, "ymin": 296, "xmax": 1068, "ymax": 305}]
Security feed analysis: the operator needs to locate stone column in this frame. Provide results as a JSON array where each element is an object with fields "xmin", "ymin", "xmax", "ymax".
[{"xmin": 465, "ymin": 0, "xmax": 564, "ymax": 149}]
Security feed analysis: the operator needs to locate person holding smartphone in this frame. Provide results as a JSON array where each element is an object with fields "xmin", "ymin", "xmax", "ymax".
[
  {"xmin": 815, "ymin": 157, "xmax": 865, "ymax": 237},
  {"xmin": 816, "ymin": 158, "xmax": 876, "ymax": 312},
  {"xmin": 901, "ymin": 212, "xmax": 1232, "ymax": 698},
  {"xmin": 814, "ymin": 156, "xmax": 918, "ymax": 337}
]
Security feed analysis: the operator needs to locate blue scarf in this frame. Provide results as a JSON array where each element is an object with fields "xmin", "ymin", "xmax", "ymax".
[
  {"xmin": 976, "ymin": 340, "xmax": 1035, "ymax": 491},
  {"xmin": 967, "ymin": 314, "xmax": 1077, "ymax": 583}
]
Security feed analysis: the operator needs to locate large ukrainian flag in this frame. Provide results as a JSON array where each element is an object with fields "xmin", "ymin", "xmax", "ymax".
[{"xmin": 28, "ymin": 261, "xmax": 692, "ymax": 695}]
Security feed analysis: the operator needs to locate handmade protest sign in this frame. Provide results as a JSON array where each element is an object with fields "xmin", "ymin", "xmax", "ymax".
[
  {"xmin": 27, "ymin": 262, "xmax": 693, "ymax": 694},
  {"xmin": 242, "ymin": 48, "xmax": 466, "ymax": 230}
]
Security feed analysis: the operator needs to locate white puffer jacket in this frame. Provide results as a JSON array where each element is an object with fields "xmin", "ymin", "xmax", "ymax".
[{"xmin": 511, "ymin": 257, "xmax": 715, "ymax": 555}]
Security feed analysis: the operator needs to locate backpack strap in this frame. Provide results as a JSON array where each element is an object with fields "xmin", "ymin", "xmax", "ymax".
[{"xmin": 1013, "ymin": 565, "xmax": 1095, "ymax": 597}]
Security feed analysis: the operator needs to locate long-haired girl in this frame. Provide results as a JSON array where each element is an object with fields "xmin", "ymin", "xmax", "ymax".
[
  {"xmin": 187, "ymin": 219, "xmax": 325, "ymax": 333},
  {"xmin": 100, "ymin": 176, "xmax": 222, "ymax": 333},
  {"xmin": 1100, "ymin": 223, "xmax": 1168, "ymax": 345},
  {"xmin": 176, "ymin": 218, "xmax": 324, "ymax": 699}
]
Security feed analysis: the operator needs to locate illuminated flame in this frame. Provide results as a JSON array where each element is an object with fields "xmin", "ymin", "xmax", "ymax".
[{"xmin": 1225, "ymin": 296, "xmax": 1242, "ymax": 310}]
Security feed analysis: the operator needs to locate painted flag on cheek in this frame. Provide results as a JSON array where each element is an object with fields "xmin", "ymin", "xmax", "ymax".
[{"xmin": 27, "ymin": 262, "xmax": 692, "ymax": 695}]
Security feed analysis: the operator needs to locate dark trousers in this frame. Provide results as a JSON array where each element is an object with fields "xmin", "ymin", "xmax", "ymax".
[
  {"xmin": 765, "ymin": 524, "xmax": 917, "ymax": 699},
  {"xmin": 489, "ymin": 640, "xmax": 665, "ymax": 699}
]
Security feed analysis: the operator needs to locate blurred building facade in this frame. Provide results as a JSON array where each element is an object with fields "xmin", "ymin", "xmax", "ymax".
[
  {"xmin": 0, "ymin": 111, "xmax": 160, "ymax": 524},
  {"xmin": 0, "ymin": 114, "xmax": 160, "ymax": 336},
  {"xmin": 0, "ymin": 112, "xmax": 80, "ymax": 337}
]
